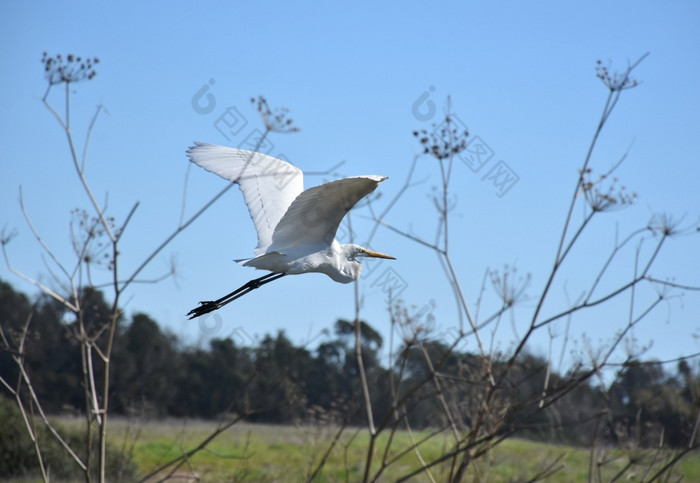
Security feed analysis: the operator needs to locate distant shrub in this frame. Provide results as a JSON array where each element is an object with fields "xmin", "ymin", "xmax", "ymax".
[
  {"xmin": 0, "ymin": 394, "xmax": 36, "ymax": 476},
  {"xmin": 0, "ymin": 394, "xmax": 137, "ymax": 480}
]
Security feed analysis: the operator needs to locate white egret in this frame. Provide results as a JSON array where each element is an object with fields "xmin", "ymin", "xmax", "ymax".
[{"xmin": 186, "ymin": 142, "xmax": 395, "ymax": 319}]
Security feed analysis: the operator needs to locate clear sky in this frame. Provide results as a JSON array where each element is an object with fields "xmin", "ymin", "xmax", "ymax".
[{"xmin": 1, "ymin": 1, "xmax": 698, "ymax": 374}]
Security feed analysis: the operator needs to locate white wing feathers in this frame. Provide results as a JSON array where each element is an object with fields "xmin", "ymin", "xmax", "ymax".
[
  {"xmin": 269, "ymin": 175, "xmax": 387, "ymax": 251},
  {"xmin": 186, "ymin": 143, "xmax": 303, "ymax": 255}
]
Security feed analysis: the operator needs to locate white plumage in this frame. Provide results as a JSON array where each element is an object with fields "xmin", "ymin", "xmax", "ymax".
[{"xmin": 186, "ymin": 142, "xmax": 395, "ymax": 318}]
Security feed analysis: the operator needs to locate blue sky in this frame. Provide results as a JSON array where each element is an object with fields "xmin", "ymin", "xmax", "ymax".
[{"xmin": 1, "ymin": 2, "xmax": 699, "ymax": 374}]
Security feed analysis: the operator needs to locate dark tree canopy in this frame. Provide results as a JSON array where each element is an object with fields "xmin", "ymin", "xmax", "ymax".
[{"xmin": 1, "ymin": 280, "xmax": 698, "ymax": 448}]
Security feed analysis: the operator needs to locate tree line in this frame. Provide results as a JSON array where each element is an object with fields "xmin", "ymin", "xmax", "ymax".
[{"xmin": 1, "ymin": 279, "xmax": 697, "ymax": 448}]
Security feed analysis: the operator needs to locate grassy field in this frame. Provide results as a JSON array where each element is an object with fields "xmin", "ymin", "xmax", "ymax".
[{"xmin": 55, "ymin": 417, "xmax": 700, "ymax": 482}]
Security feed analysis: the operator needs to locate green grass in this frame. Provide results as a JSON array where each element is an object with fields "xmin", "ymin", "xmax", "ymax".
[{"xmin": 54, "ymin": 417, "xmax": 700, "ymax": 482}]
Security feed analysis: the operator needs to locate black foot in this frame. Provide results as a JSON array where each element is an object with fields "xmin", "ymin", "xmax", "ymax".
[{"xmin": 187, "ymin": 300, "xmax": 220, "ymax": 320}]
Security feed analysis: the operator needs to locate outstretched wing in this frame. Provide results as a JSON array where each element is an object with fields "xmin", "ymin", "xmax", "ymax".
[
  {"xmin": 187, "ymin": 142, "xmax": 304, "ymax": 255},
  {"xmin": 269, "ymin": 175, "xmax": 387, "ymax": 251}
]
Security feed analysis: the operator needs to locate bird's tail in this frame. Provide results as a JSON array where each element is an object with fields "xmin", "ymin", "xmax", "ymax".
[{"xmin": 235, "ymin": 251, "xmax": 286, "ymax": 270}]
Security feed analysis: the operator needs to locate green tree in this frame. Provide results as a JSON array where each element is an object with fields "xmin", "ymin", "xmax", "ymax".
[{"xmin": 111, "ymin": 313, "xmax": 177, "ymax": 415}]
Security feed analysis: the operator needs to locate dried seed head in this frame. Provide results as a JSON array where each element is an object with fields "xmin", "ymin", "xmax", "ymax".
[{"xmin": 41, "ymin": 52, "xmax": 99, "ymax": 85}]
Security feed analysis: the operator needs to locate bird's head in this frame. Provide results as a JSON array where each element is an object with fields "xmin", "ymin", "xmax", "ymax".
[{"xmin": 330, "ymin": 243, "xmax": 395, "ymax": 283}]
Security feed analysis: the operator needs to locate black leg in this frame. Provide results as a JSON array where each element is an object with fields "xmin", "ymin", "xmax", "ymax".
[{"xmin": 187, "ymin": 272, "xmax": 286, "ymax": 319}]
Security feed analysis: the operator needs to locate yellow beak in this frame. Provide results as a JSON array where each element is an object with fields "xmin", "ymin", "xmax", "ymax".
[{"xmin": 361, "ymin": 248, "xmax": 396, "ymax": 260}]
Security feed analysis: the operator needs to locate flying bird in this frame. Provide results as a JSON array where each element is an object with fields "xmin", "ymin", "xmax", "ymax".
[{"xmin": 186, "ymin": 142, "xmax": 395, "ymax": 319}]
